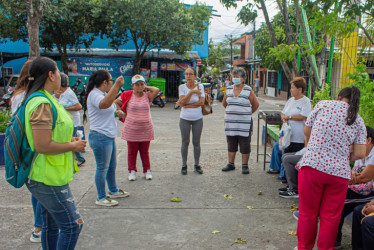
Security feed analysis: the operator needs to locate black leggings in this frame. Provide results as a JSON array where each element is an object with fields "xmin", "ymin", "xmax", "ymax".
[{"xmin": 284, "ymin": 142, "xmax": 304, "ymax": 153}]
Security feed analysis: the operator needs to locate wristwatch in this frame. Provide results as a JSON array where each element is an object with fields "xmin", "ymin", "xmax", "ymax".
[{"xmin": 288, "ymin": 115, "xmax": 292, "ymax": 120}]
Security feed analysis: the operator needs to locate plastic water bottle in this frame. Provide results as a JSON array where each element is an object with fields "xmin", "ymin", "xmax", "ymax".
[{"xmin": 76, "ymin": 130, "xmax": 83, "ymax": 138}]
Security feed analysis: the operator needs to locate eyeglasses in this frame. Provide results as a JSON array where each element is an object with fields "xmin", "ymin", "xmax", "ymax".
[{"xmin": 185, "ymin": 73, "xmax": 195, "ymax": 76}]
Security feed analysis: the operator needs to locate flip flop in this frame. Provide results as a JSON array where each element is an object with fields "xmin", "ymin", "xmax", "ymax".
[{"xmin": 77, "ymin": 160, "xmax": 86, "ymax": 167}]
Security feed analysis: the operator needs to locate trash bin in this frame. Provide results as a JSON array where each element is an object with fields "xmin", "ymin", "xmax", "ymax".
[{"xmin": 148, "ymin": 78, "xmax": 166, "ymax": 93}]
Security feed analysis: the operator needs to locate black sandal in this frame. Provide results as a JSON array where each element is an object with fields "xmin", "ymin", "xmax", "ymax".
[{"xmin": 266, "ymin": 169, "xmax": 280, "ymax": 174}]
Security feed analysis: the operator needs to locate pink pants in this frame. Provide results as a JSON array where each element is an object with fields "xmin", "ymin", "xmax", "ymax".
[
  {"xmin": 127, "ymin": 141, "xmax": 150, "ymax": 173},
  {"xmin": 297, "ymin": 166, "xmax": 348, "ymax": 250}
]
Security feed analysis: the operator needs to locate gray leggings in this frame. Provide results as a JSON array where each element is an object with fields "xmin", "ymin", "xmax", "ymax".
[{"xmin": 179, "ymin": 118, "xmax": 203, "ymax": 166}]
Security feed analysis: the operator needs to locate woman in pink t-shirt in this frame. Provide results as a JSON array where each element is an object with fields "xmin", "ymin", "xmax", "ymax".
[
  {"xmin": 297, "ymin": 86, "xmax": 367, "ymax": 250},
  {"xmin": 115, "ymin": 75, "xmax": 159, "ymax": 181}
]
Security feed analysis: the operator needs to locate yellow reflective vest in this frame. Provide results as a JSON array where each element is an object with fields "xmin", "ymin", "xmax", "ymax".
[{"xmin": 25, "ymin": 89, "xmax": 79, "ymax": 186}]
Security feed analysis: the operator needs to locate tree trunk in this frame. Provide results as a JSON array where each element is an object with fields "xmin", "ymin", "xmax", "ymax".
[
  {"xmin": 133, "ymin": 55, "xmax": 142, "ymax": 75},
  {"xmin": 301, "ymin": 51, "xmax": 316, "ymax": 94},
  {"xmin": 279, "ymin": 0, "xmax": 300, "ymax": 76},
  {"xmin": 358, "ymin": 23, "xmax": 374, "ymax": 46},
  {"xmin": 26, "ymin": 0, "xmax": 45, "ymax": 60},
  {"xmin": 56, "ymin": 43, "xmax": 69, "ymax": 74},
  {"xmin": 294, "ymin": 0, "xmax": 319, "ymax": 90},
  {"xmin": 132, "ymin": 44, "xmax": 149, "ymax": 75},
  {"xmin": 259, "ymin": 0, "xmax": 293, "ymax": 81}
]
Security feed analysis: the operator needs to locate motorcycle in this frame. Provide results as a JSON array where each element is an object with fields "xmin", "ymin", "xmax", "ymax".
[
  {"xmin": 0, "ymin": 87, "xmax": 15, "ymax": 109},
  {"xmin": 152, "ymin": 91, "xmax": 165, "ymax": 107},
  {"xmin": 71, "ymin": 78, "xmax": 87, "ymax": 106}
]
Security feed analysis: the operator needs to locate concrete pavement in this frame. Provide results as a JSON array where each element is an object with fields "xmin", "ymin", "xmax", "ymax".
[{"xmin": 0, "ymin": 97, "xmax": 351, "ymax": 250}]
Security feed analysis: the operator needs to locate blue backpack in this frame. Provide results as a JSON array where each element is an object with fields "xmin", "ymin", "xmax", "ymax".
[{"xmin": 4, "ymin": 92, "xmax": 57, "ymax": 188}]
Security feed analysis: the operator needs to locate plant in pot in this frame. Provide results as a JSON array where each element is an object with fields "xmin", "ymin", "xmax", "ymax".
[{"xmin": 0, "ymin": 110, "xmax": 11, "ymax": 166}]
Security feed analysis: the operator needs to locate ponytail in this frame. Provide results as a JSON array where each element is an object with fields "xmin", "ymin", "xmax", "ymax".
[
  {"xmin": 366, "ymin": 126, "xmax": 374, "ymax": 144},
  {"xmin": 338, "ymin": 86, "xmax": 360, "ymax": 125},
  {"xmin": 83, "ymin": 70, "xmax": 110, "ymax": 123},
  {"xmin": 25, "ymin": 57, "xmax": 58, "ymax": 101}
]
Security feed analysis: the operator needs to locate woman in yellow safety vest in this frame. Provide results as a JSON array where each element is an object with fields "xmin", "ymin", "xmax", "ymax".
[{"xmin": 25, "ymin": 57, "xmax": 86, "ymax": 250}]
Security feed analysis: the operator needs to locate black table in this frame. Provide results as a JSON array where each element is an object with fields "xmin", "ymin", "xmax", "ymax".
[{"xmin": 256, "ymin": 110, "xmax": 283, "ymax": 170}]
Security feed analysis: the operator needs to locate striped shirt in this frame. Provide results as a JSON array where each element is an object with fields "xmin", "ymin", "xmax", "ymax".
[
  {"xmin": 224, "ymin": 85, "xmax": 253, "ymax": 137},
  {"xmin": 121, "ymin": 92, "xmax": 154, "ymax": 142}
]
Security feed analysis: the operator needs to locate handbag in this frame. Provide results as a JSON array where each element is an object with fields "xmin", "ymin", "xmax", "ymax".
[
  {"xmin": 278, "ymin": 123, "xmax": 292, "ymax": 150},
  {"xmin": 202, "ymin": 92, "xmax": 212, "ymax": 115},
  {"xmin": 349, "ymin": 165, "xmax": 373, "ymax": 196}
]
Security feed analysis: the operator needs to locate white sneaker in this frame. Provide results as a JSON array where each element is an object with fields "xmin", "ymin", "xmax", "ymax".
[
  {"xmin": 108, "ymin": 189, "xmax": 130, "ymax": 198},
  {"xmin": 95, "ymin": 197, "xmax": 118, "ymax": 207},
  {"xmin": 129, "ymin": 170, "xmax": 136, "ymax": 181},
  {"xmin": 30, "ymin": 230, "xmax": 41, "ymax": 243},
  {"xmin": 145, "ymin": 170, "xmax": 152, "ymax": 180}
]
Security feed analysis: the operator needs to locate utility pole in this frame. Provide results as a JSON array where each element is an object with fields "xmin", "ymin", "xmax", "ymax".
[
  {"xmin": 225, "ymin": 34, "xmax": 233, "ymax": 71},
  {"xmin": 230, "ymin": 34, "xmax": 233, "ymax": 69},
  {"xmin": 253, "ymin": 20, "xmax": 256, "ymax": 59}
]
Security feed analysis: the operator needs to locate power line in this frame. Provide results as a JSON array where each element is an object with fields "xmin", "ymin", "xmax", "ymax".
[{"xmin": 213, "ymin": 17, "xmax": 243, "ymax": 29}]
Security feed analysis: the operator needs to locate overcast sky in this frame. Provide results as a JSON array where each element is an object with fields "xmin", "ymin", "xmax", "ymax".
[{"xmin": 181, "ymin": 0, "xmax": 279, "ymax": 43}]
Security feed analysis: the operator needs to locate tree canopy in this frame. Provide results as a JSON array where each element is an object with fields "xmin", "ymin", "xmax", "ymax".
[
  {"xmin": 41, "ymin": 0, "xmax": 108, "ymax": 73},
  {"xmin": 0, "ymin": 0, "xmax": 211, "ymax": 73},
  {"xmin": 0, "ymin": 0, "xmax": 28, "ymax": 43},
  {"xmin": 107, "ymin": 0, "xmax": 211, "ymax": 74}
]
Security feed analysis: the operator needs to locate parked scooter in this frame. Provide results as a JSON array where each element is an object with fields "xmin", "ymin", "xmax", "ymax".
[
  {"xmin": 0, "ymin": 87, "xmax": 15, "ymax": 108},
  {"xmin": 174, "ymin": 79, "xmax": 187, "ymax": 110},
  {"xmin": 152, "ymin": 91, "xmax": 165, "ymax": 107},
  {"xmin": 71, "ymin": 78, "xmax": 87, "ymax": 106}
]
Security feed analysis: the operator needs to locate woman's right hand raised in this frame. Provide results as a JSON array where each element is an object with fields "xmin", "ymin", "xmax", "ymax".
[
  {"xmin": 71, "ymin": 138, "xmax": 87, "ymax": 153},
  {"xmin": 114, "ymin": 76, "xmax": 124, "ymax": 88}
]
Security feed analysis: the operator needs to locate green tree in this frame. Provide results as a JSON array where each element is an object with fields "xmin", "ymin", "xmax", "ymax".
[
  {"xmin": 220, "ymin": 0, "xmax": 293, "ymax": 81},
  {"xmin": 347, "ymin": 63, "xmax": 374, "ymax": 127},
  {"xmin": 207, "ymin": 39, "xmax": 225, "ymax": 70},
  {"xmin": 254, "ymin": 23, "xmax": 284, "ymax": 70},
  {"xmin": 0, "ymin": 1, "xmax": 28, "ymax": 43},
  {"xmin": 108, "ymin": 0, "xmax": 211, "ymax": 74},
  {"xmin": 304, "ymin": 0, "xmax": 373, "ymax": 45},
  {"xmin": 0, "ymin": 0, "xmax": 47, "ymax": 59},
  {"xmin": 40, "ymin": 0, "xmax": 108, "ymax": 73}
]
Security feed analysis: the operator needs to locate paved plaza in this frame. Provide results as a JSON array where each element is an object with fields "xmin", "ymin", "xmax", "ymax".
[{"xmin": 0, "ymin": 97, "xmax": 351, "ymax": 250}]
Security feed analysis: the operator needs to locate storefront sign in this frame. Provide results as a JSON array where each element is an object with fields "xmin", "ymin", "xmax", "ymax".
[
  {"xmin": 67, "ymin": 57, "xmax": 134, "ymax": 77},
  {"xmin": 160, "ymin": 63, "xmax": 167, "ymax": 71},
  {"xmin": 140, "ymin": 68, "xmax": 150, "ymax": 79},
  {"xmin": 196, "ymin": 61, "xmax": 203, "ymax": 65},
  {"xmin": 151, "ymin": 61, "xmax": 158, "ymax": 71},
  {"xmin": 159, "ymin": 62, "xmax": 191, "ymax": 71},
  {"xmin": 167, "ymin": 63, "xmax": 176, "ymax": 71},
  {"xmin": 175, "ymin": 63, "xmax": 190, "ymax": 71}
]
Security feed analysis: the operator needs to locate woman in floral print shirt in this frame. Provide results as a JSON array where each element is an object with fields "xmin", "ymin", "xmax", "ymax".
[{"xmin": 296, "ymin": 86, "xmax": 367, "ymax": 250}]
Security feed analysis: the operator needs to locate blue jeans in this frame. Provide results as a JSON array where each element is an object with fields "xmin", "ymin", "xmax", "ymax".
[
  {"xmin": 89, "ymin": 131, "xmax": 119, "ymax": 200},
  {"xmin": 269, "ymin": 142, "xmax": 282, "ymax": 172},
  {"xmin": 26, "ymin": 180, "xmax": 83, "ymax": 250},
  {"xmin": 31, "ymin": 195, "xmax": 42, "ymax": 228},
  {"xmin": 73, "ymin": 127, "xmax": 85, "ymax": 163}
]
